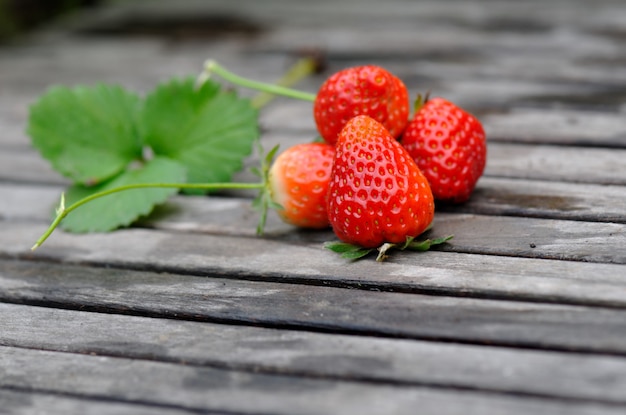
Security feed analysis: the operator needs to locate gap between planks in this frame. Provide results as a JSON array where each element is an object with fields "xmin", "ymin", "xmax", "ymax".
[
  {"xmin": 2, "ymin": 259, "xmax": 626, "ymax": 356},
  {"xmin": 2, "ymin": 215, "xmax": 626, "ymax": 308},
  {"xmin": 2, "ymin": 345, "xmax": 626, "ymax": 415},
  {"xmin": 1, "ymin": 301, "xmax": 626, "ymax": 406}
]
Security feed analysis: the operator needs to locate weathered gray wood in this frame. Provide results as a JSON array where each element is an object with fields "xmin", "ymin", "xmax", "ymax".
[
  {"xmin": 237, "ymin": 133, "xmax": 626, "ymax": 186},
  {"xmin": 259, "ymin": 101, "xmax": 626, "ymax": 147},
  {"xmin": 482, "ymin": 108, "xmax": 626, "ymax": 146},
  {"xmin": 8, "ymin": 200, "xmax": 626, "ymax": 267},
  {"xmin": 5, "ymin": 179, "xmax": 626, "ymax": 247},
  {"xmin": 2, "ymin": 259, "xmax": 626, "ymax": 353},
  {"xmin": 2, "ymin": 346, "xmax": 625, "ymax": 415},
  {"xmin": 0, "ymin": 183, "xmax": 61, "ymax": 222},
  {"xmin": 3, "ymin": 219, "xmax": 626, "ymax": 307},
  {"xmin": 2, "ymin": 302, "xmax": 626, "ymax": 403},
  {"xmin": 432, "ymin": 213, "xmax": 626, "ymax": 264},
  {"xmin": 2, "ymin": 0, "xmax": 626, "ymax": 413},
  {"xmin": 4, "ymin": 175, "xmax": 626, "ymax": 236},
  {"xmin": 484, "ymin": 143, "xmax": 626, "ymax": 185},
  {"xmin": 0, "ymin": 389, "xmax": 200, "ymax": 415},
  {"xmin": 0, "ymin": 149, "xmax": 67, "ymax": 186},
  {"xmin": 442, "ymin": 177, "xmax": 626, "ymax": 224},
  {"xmin": 5, "ymin": 139, "xmax": 626, "ymax": 196}
]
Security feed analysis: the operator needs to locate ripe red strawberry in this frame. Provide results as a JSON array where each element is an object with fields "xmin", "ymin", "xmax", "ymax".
[
  {"xmin": 313, "ymin": 65, "xmax": 410, "ymax": 146},
  {"xmin": 269, "ymin": 142, "xmax": 335, "ymax": 228},
  {"xmin": 327, "ymin": 115, "xmax": 434, "ymax": 248},
  {"xmin": 402, "ymin": 97, "xmax": 486, "ymax": 203}
]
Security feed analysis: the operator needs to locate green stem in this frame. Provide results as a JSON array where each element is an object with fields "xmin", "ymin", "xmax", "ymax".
[
  {"xmin": 31, "ymin": 181, "xmax": 264, "ymax": 251},
  {"xmin": 204, "ymin": 60, "xmax": 317, "ymax": 103},
  {"xmin": 250, "ymin": 57, "xmax": 317, "ymax": 109}
]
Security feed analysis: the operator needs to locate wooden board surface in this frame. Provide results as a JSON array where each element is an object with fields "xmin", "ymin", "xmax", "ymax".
[{"xmin": 1, "ymin": 0, "xmax": 626, "ymax": 414}]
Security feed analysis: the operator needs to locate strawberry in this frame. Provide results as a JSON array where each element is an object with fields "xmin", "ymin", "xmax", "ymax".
[
  {"xmin": 269, "ymin": 142, "xmax": 335, "ymax": 228},
  {"xmin": 327, "ymin": 115, "xmax": 434, "ymax": 248},
  {"xmin": 402, "ymin": 97, "xmax": 487, "ymax": 203},
  {"xmin": 313, "ymin": 65, "xmax": 410, "ymax": 146}
]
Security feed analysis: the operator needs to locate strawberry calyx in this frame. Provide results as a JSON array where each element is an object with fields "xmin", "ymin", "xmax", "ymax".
[
  {"xmin": 324, "ymin": 234, "xmax": 453, "ymax": 262},
  {"xmin": 250, "ymin": 142, "xmax": 283, "ymax": 235},
  {"xmin": 412, "ymin": 92, "xmax": 431, "ymax": 115}
]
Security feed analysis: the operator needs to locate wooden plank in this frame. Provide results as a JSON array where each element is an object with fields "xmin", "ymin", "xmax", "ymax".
[
  {"xmin": 484, "ymin": 143, "xmax": 626, "ymax": 185},
  {"xmin": 0, "ymin": 183, "xmax": 60, "ymax": 222},
  {"xmin": 7, "ymin": 176, "xmax": 625, "ymax": 235},
  {"xmin": 241, "ymin": 133, "xmax": 626, "ymax": 186},
  {"xmin": 442, "ymin": 177, "xmax": 626, "ymax": 224},
  {"xmin": 0, "ymin": 1, "xmax": 623, "ymax": 415},
  {"xmin": 3, "ymin": 218, "xmax": 626, "ymax": 307},
  {"xmin": 7, "ymin": 188, "xmax": 626, "ymax": 265},
  {"xmin": 432, "ymin": 213, "xmax": 626, "ymax": 264},
  {"xmin": 3, "ymin": 180, "xmax": 626, "ymax": 307},
  {"xmin": 5, "ymin": 183, "xmax": 626, "ymax": 265},
  {"xmin": 2, "ymin": 346, "xmax": 625, "ymax": 415},
  {"xmin": 259, "ymin": 101, "xmax": 626, "ymax": 148},
  {"xmin": 481, "ymin": 108, "xmax": 626, "ymax": 146},
  {"xmin": 2, "ymin": 302, "xmax": 626, "ymax": 403},
  {"xmin": 0, "ymin": 149, "xmax": 67, "ymax": 186},
  {"xmin": 0, "ymin": 389, "xmax": 198, "ymax": 415},
  {"xmin": 108, "ymin": 178, "xmax": 626, "ymax": 227},
  {"xmin": 5, "ymin": 137, "xmax": 626, "ymax": 191},
  {"xmin": 2, "ymin": 259, "xmax": 626, "ymax": 353}
]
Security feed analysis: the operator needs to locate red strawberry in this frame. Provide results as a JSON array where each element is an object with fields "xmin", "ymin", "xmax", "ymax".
[
  {"xmin": 327, "ymin": 115, "xmax": 434, "ymax": 248},
  {"xmin": 402, "ymin": 97, "xmax": 486, "ymax": 203},
  {"xmin": 269, "ymin": 142, "xmax": 335, "ymax": 228},
  {"xmin": 313, "ymin": 65, "xmax": 410, "ymax": 146}
]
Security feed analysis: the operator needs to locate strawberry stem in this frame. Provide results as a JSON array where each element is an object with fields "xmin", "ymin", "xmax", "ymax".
[
  {"xmin": 203, "ymin": 60, "xmax": 317, "ymax": 103},
  {"xmin": 32, "ymin": 142, "xmax": 282, "ymax": 250},
  {"xmin": 250, "ymin": 57, "xmax": 318, "ymax": 108},
  {"xmin": 31, "ymin": 181, "xmax": 266, "ymax": 251}
]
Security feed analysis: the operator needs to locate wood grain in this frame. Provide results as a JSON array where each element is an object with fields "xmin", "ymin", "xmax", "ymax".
[
  {"xmin": 3, "ymin": 218, "xmax": 626, "ymax": 307},
  {"xmin": 2, "ymin": 346, "xmax": 625, "ymax": 415},
  {"xmin": 1, "ymin": 0, "xmax": 626, "ymax": 413},
  {"xmin": 2, "ymin": 302, "xmax": 626, "ymax": 403},
  {"xmin": 2, "ymin": 260, "xmax": 626, "ymax": 354}
]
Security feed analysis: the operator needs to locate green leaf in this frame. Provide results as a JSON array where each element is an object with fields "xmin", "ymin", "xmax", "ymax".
[
  {"xmin": 60, "ymin": 156, "xmax": 186, "ymax": 232},
  {"xmin": 341, "ymin": 248, "xmax": 374, "ymax": 260},
  {"xmin": 28, "ymin": 84, "xmax": 143, "ymax": 185},
  {"xmin": 141, "ymin": 77, "xmax": 259, "ymax": 193},
  {"xmin": 405, "ymin": 235, "xmax": 454, "ymax": 252},
  {"xmin": 324, "ymin": 241, "xmax": 373, "ymax": 259},
  {"xmin": 324, "ymin": 241, "xmax": 360, "ymax": 253},
  {"xmin": 326, "ymin": 234, "xmax": 453, "ymax": 262}
]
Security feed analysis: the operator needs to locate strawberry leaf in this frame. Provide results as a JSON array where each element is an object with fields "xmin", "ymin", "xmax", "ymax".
[
  {"xmin": 28, "ymin": 84, "xmax": 143, "ymax": 185},
  {"xmin": 404, "ymin": 235, "xmax": 454, "ymax": 251},
  {"xmin": 377, "ymin": 235, "xmax": 453, "ymax": 261},
  {"xmin": 141, "ymin": 77, "xmax": 259, "ymax": 193},
  {"xmin": 324, "ymin": 241, "xmax": 373, "ymax": 259},
  {"xmin": 327, "ymin": 235, "xmax": 453, "ymax": 262},
  {"xmin": 59, "ymin": 156, "xmax": 186, "ymax": 232}
]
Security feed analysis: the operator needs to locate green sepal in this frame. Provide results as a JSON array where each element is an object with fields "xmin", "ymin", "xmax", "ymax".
[
  {"xmin": 412, "ymin": 91, "xmax": 431, "ymax": 115},
  {"xmin": 324, "ymin": 241, "xmax": 373, "ymax": 260},
  {"xmin": 404, "ymin": 235, "xmax": 454, "ymax": 252},
  {"xmin": 251, "ymin": 143, "xmax": 281, "ymax": 235},
  {"xmin": 326, "ymin": 234, "xmax": 453, "ymax": 262}
]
